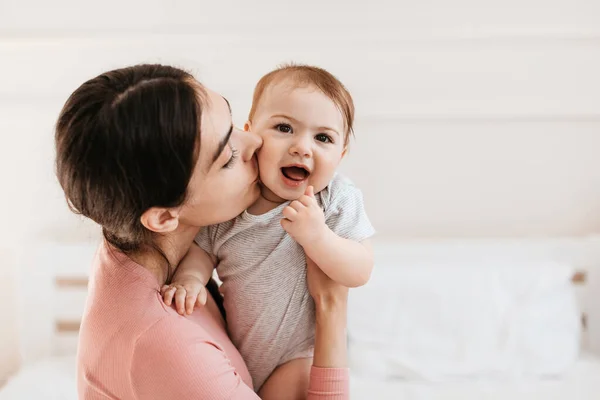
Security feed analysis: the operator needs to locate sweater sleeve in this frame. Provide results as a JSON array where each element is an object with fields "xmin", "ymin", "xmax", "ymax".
[
  {"xmin": 131, "ymin": 318, "xmax": 350, "ymax": 399},
  {"xmin": 131, "ymin": 318, "xmax": 259, "ymax": 400},
  {"xmin": 307, "ymin": 367, "xmax": 350, "ymax": 400}
]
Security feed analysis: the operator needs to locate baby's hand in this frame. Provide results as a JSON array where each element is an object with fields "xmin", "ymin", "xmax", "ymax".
[
  {"xmin": 161, "ymin": 276, "xmax": 207, "ymax": 316},
  {"xmin": 281, "ymin": 186, "xmax": 327, "ymax": 247}
]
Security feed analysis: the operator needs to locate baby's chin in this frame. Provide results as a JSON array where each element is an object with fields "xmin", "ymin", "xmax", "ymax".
[
  {"xmin": 258, "ymin": 182, "xmax": 290, "ymax": 202},
  {"xmin": 258, "ymin": 181, "xmax": 300, "ymax": 202},
  {"xmin": 266, "ymin": 183, "xmax": 330, "ymax": 202}
]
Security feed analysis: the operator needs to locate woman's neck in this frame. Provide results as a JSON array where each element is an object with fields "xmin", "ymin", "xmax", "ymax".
[{"xmin": 129, "ymin": 224, "xmax": 200, "ymax": 286}]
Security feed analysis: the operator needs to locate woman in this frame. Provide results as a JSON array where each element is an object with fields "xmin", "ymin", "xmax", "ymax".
[{"xmin": 55, "ymin": 64, "xmax": 350, "ymax": 399}]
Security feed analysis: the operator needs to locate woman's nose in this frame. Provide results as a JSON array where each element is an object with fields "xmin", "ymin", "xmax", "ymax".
[{"xmin": 239, "ymin": 128, "xmax": 263, "ymax": 162}]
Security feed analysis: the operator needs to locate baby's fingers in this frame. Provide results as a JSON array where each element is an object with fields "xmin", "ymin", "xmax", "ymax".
[
  {"xmin": 184, "ymin": 286, "xmax": 209, "ymax": 315},
  {"xmin": 185, "ymin": 293, "xmax": 197, "ymax": 315},
  {"xmin": 282, "ymin": 205, "xmax": 298, "ymax": 221},
  {"xmin": 162, "ymin": 285, "xmax": 176, "ymax": 306},
  {"xmin": 197, "ymin": 286, "xmax": 208, "ymax": 306},
  {"xmin": 305, "ymin": 185, "xmax": 315, "ymax": 198},
  {"xmin": 174, "ymin": 287, "xmax": 188, "ymax": 315}
]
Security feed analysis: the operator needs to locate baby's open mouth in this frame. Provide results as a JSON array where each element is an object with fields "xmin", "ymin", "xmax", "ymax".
[{"xmin": 281, "ymin": 166, "xmax": 310, "ymax": 181}]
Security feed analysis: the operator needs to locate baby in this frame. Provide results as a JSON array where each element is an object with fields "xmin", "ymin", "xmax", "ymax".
[{"xmin": 162, "ymin": 64, "xmax": 375, "ymax": 396}]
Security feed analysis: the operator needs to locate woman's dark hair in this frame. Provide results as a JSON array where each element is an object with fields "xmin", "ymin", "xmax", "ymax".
[{"xmin": 55, "ymin": 64, "xmax": 204, "ymax": 260}]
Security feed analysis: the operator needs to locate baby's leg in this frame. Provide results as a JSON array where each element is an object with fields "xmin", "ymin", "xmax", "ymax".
[{"xmin": 258, "ymin": 357, "xmax": 312, "ymax": 400}]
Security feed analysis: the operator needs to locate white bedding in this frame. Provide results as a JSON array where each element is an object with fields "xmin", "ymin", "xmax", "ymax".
[
  {"xmin": 2, "ymin": 354, "xmax": 600, "ymax": 399},
  {"xmin": 350, "ymin": 353, "xmax": 600, "ymax": 400},
  {"xmin": 0, "ymin": 356, "xmax": 76, "ymax": 400},
  {"xmin": 348, "ymin": 261, "xmax": 582, "ymax": 381}
]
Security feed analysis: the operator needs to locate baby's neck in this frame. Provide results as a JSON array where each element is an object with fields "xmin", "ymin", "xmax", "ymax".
[{"xmin": 246, "ymin": 185, "xmax": 287, "ymax": 215}]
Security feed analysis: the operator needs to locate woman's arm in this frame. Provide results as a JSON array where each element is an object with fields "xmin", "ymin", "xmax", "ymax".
[
  {"xmin": 307, "ymin": 256, "xmax": 350, "ymax": 399},
  {"xmin": 131, "ymin": 305, "xmax": 350, "ymax": 400},
  {"xmin": 133, "ymin": 252, "xmax": 350, "ymax": 400},
  {"xmin": 309, "ymin": 258, "xmax": 349, "ymax": 368},
  {"xmin": 131, "ymin": 317, "xmax": 261, "ymax": 399}
]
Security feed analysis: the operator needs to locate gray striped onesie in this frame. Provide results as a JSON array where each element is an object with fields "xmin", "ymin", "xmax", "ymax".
[{"xmin": 195, "ymin": 173, "xmax": 375, "ymax": 390}]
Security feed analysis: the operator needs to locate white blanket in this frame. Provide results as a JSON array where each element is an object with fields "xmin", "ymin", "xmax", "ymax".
[
  {"xmin": 0, "ymin": 356, "xmax": 77, "ymax": 400},
  {"xmin": 350, "ymin": 354, "xmax": 600, "ymax": 400},
  {"xmin": 3, "ymin": 354, "xmax": 600, "ymax": 400},
  {"xmin": 349, "ymin": 260, "xmax": 581, "ymax": 381}
]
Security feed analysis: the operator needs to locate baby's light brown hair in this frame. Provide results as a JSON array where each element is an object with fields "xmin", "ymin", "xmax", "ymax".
[{"xmin": 248, "ymin": 64, "xmax": 355, "ymax": 148}]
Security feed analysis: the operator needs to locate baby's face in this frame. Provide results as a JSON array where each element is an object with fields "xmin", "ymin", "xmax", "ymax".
[{"xmin": 248, "ymin": 82, "xmax": 347, "ymax": 202}]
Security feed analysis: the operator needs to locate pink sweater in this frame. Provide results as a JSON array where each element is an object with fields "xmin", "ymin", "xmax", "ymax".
[{"xmin": 77, "ymin": 242, "xmax": 349, "ymax": 399}]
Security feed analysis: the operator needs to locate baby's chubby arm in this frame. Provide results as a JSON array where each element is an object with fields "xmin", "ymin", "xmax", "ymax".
[
  {"xmin": 281, "ymin": 186, "xmax": 374, "ymax": 288},
  {"xmin": 161, "ymin": 242, "xmax": 217, "ymax": 315},
  {"xmin": 306, "ymin": 233, "xmax": 373, "ymax": 288}
]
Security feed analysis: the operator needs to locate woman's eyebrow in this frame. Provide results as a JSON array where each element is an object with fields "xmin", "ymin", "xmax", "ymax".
[
  {"xmin": 212, "ymin": 124, "xmax": 233, "ymax": 165},
  {"xmin": 209, "ymin": 96, "xmax": 234, "ymax": 167}
]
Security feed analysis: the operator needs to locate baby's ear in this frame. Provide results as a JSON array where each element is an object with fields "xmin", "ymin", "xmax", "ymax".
[{"xmin": 244, "ymin": 121, "xmax": 252, "ymax": 132}]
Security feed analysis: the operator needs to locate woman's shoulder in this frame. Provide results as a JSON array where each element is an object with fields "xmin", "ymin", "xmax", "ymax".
[
  {"xmin": 133, "ymin": 312, "xmax": 216, "ymax": 353},
  {"xmin": 130, "ymin": 309, "xmax": 254, "ymax": 396},
  {"xmin": 78, "ymin": 295, "xmax": 242, "ymax": 399},
  {"xmin": 79, "ymin": 242, "xmax": 194, "ymax": 364}
]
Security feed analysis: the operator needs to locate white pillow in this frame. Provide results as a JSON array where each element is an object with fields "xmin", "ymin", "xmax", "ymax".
[{"xmin": 348, "ymin": 261, "xmax": 581, "ymax": 382}]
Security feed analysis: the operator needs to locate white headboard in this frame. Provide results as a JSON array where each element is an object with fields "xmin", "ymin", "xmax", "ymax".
[
  {"xmin": 16, "ymin": 237, "xmax": 599, "ymax": 363},
  {"xmin": 17, "ymin": 240, "xmax": 100, "ymax": 363}
]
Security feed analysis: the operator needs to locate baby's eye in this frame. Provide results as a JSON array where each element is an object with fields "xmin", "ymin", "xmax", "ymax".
[
  {"xmin": 315, "ymin": 134, "xmax": 333, "ymax": 143},
  {"xmin": 276, "ymin": 124, "xmax": 292, "ymax": 133}
]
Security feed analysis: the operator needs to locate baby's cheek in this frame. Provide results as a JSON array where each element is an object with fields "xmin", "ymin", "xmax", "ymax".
[
  {"xmin": 255, "ymin": 151, "xmax": 267, "ymax": 170},
  {"xmin": 315, "ymin": 162, "xmax": 339, "ymax": 189},
  {"xmin": 257, "ymin": 142, "xmax": 275, "ymax": 164}
]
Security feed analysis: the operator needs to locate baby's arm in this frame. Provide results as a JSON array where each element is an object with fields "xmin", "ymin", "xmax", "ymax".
[
  {"xmin": 304, "ymin": 233, "xmax": 373, "ymax": 288},
  {"xmin": 161, "ymin": 242, "xmax": 217, "ymax": 315},
  {"xmin": 281, "ymin": 186, "xmax": 374, "ymax": 288}
]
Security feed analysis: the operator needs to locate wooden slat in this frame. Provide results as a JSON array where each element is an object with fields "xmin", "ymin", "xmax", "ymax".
[
  {"xmin": 56, "ymin": 320, "xmax": 81, "ymax": 333},
  {"xmin": 55, "ymin": 277, "xmax": 89, "ymax": 288},
  {"xmin": 52, "ymin": 272, "xmax": 589, "ymax": 333},
  {"xmin": 54, "ymin": 315, "xmax": 588, "ymax": 333},
  {"xmin": 571, "ymin": 271, "xmax": 587, "ymax": 284},
  {"xmin": 59, "ymin": 272, "xmax": 585, "ymax": 287}
]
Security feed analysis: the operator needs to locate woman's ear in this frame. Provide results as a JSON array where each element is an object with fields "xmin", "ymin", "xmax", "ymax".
[
  {"xmin": 244, "ymin": 121, "xmax": 252, "ymax": 132},
  {"xmin": 140, "ymin": 207, "xmax": 180, "ymax": 233}
]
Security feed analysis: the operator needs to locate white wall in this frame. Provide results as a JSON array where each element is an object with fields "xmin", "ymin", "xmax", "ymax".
[
  {"xmin": 1, "ymin": 1, "xmax": 599, "ymax": 242},
  {"xmin": 0, "ymin": 248, "xmax": 19, "ymax": 385},
  {"xmin": 1, "ymin": 0, "xmax": 599, "ymax": 380}
]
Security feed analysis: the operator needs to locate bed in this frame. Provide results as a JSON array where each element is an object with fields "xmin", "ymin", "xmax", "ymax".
[
  {"xmin": 1, "ymin": 237, "xmax": 599, "ymax": 399},
  {"xmin": 350, "ymin": 353, "xmax": 600, "ymax": 400}
]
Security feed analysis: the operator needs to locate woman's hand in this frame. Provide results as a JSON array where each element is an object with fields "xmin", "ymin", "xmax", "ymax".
[{"xmin": 306, "ymin": 256, "xmax": 349, "ymax": 369}]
